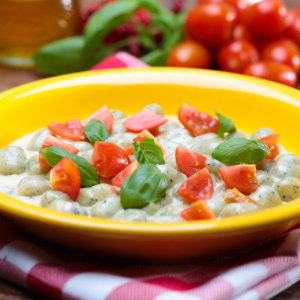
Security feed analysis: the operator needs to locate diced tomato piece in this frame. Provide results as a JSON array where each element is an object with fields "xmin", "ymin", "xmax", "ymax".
[
  {"xmin": 111, "ymin": 160, "xmax": 139, "ymax": 188},
  {"xmin": 49, "ymin": 157, "xmax": 81, "ymax": 201},
  {"xmin": 84, "ymin": 105, "xmax": 114, "ymax": 132},
  {"xmin": 177, "ymin": 167, "xmax": 214, "ymax": 202},
  {"xmin": 123, "ymin": 109, "xmax": 168, "ymax": 133},
  {"xmin": 99, "ymin": 177, "xmax": 112, "ymax": 185},
  {"xmin": 133, "ymin": 130, "xmax": 166, "ymax": 153},
  {"xmin": 181, "ymin": 200, "xmax": 216, "ymax": 221},
  {"xmin": 222, "ymin": 188, "xmax": 256, "ymax": 204},
  {"xmin": 48, "ymin": 118, "xmax": 85, "ymax": 141},
  {"xmin": 178, "ymin": 103, "xmax": 220, "ymax": 137},
  {"xmin": 175, "ymin": 147, "xmax": 207, "ymax": 177},
  {"xmin": 257, "ymin": 134, "xmax": 281, "ymax": 160},
  {"xmin": 218, "ymin": 165, "xmax": 259, "ymax": 194},
  {"xmin": 91, "ymin": 142, "xmax": 131, "ymax": 178},
  {"xmin": 150, "ymin": 127, "xmax": 167, "ymax": 137},
  {"xmin": 39, "ymin": 135, "xmax": 79, "ymax": 167},
  {"xmin": 123, "ymin": 144, "xmax": 134, "ymax": 156}
]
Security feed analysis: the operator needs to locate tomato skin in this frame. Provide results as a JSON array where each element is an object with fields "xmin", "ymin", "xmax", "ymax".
[
  {"xmin": 222, "ymin": 188, "xmax": 256, "ymax": 204},
  {"xmin": 111, "ymin": 160, "xmax": 139, "ymax": 188},
  {"xmin": 91, "ymin": 142, "xmax": 131, "ymax": 178},
  {"xmin": 218, "ymin": 164, "xmax": 258, "ymax": 193},
  {"xmin": 181, "ymin": 200, "xmax": 216, "ymax": 221},
  {"xmin": 262, "ymin": 38, "xmax": 300, "ymax": 73},
  {"xmin": 49, "ymin": 157, "xmax": 81, "ymax": 201},
  {"xmin": 245, "ymin": 0, "xmax": 287, "ymax": 40},
  {"xmin": 232, "ymin": 24, "xmax": 252, "ymax": 40},
  {"xmin": 123, "ymin": 144, "xmax": 134, "ymax": 156},
  {"xmin": 284, "ymin": 10, "xmax": 300, "ymax": 47},
  {"xmin": 177, "ymin": 167, "xmax": 214, "ymax": 202},
  {"xmin": 185, "ymin": 3, "xmax": 237, "ymax": 49},
  {"xmin": 197, "ymin": 0, "xmax": 248, "ymax": 23},
  {"xmin": 217, "ymin": 39, "xmax": 259, "ymax": 73},
  {"xmin": 167, "ymin": 41, "xmax": 212, "ymax": 69},
  {"xmin": 243, "ymin": 61, "xmax": 297, "ymax": 87},
  {"xmin": 257, "ymin": 134, "xmax": 280, "ymax": 160},
  {"xmin": 39, "ymin": 135, "xmax": 79, "ymax": 167},
  {"xmin": 178, "ymin": 103, "xmax": 220, "ymax": 137},
  {"xmin": 48, "ymin": 118, "xmax": 85, "ymax": 141},
  {"xmin": 175, "ymin": 147, "xmax": 207, "ymax": 177},
  {"xmin": 123, "ymin": 109, "xmax": 168, "ymax": 133},
  {"xmin": 133, "ymin": 130, "xmax": 166, "ymax": 153},
  {"xmin": 84, "ymin": 105, "xmax": 114, "ymax": 132}
]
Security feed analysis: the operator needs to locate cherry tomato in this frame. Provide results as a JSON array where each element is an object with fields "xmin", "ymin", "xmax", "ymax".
[
  {"xmin": 175, "ymin": 147, "xmax": 207, "ymax": 177},
  {"xmin": 232, "ymin": 24, "xmax": 252, "ymax": 40},
  {"xmin": 49, "ymin": 157, "xmax": 81, "ymax": 201},
  {"xmin": 217, "ymin": 39, "xmax": 259, "ymax": 73},
  {"xmin": 123, "ymin": 144, "xmax": 134, "ymax": 156},
  {"xmin": 185, "ymin": 3, "xmax": 237, "ymax": 49},
  {"xmin": 262, "ymin": 38, "xmax": 300, "ymax": 73},
  {"xmin": 178, "ymin": 103, "xmax": 220, "ymax": 137},
  {"xmin": 257, "ymin": 134, "xmax": 281, "ymax": 160},
  {"xmin": 133, "ymin": 130, "xmax": 166, "ymax": 153},
  {"xmin": 245, "ymin": 0, "xmax": 287, "ymax": 40},
  {"xmin": 218, "ymin": 165, "xmax": 258, "ymax": 193},
  {"xmin": 177, "ymin": 167, "xmax": 214, "ymax": 202},
  {"xmin": 284, "ymin": 11, "xmax": 300, "ymax": 47},
  {"xmin": 243, "ymin": 61, "xmax": 297, "ymax": 87},
  {"xmin": 39, "ymin": 135, "xmax": 79, "ymax": 167},
  {"xmin": 167, "ymin": 41, "xmax": 212, "ymax": 69},
  {"xmin": 197, "ymin": 0, "xmax": 248, "ymax": 23},
  {"xmin": 84, "ymin": 105, "xmax": 114, "ymax": 132},
  {"xmin": 181, "ymin": 200, "xmax": 216, "ymax": 221},
  {"xmin": 123, "ymin": 109, "xmax": 168, "ymax": 133},
  {"xmin": 48, "ymin": 118, "xmax": 85, "ymax": 141},
  {"xmin": 222, "ymin": 188, "xmax": 256, "ymax": 204},
  {"xmin": 111, "ymin": 160, "xmax": 139, "ymax": 188},
  {"xmin": 91, "ymin": 142, "xmax": 131, "ymax": 178}
]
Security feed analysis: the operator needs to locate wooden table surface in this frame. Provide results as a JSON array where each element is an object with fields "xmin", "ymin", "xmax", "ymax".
[{"xmin": 1, "ymin": 67, "xmax": 300, "ymax": 300}]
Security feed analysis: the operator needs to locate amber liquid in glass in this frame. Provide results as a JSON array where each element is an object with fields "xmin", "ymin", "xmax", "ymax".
[{"xmin": 0, "ymin": 0, "xmax": 80, "ymax": 68}]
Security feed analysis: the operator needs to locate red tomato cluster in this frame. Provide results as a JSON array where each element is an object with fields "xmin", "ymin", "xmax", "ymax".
[{"xmin": 167, "ymin": 0, "xmax": 300, "ymax": 88}]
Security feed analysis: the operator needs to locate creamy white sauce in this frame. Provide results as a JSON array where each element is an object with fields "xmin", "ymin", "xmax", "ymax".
[{"xmin": 0, "ymin": 113, "xmax": 295, "ymax": 222}]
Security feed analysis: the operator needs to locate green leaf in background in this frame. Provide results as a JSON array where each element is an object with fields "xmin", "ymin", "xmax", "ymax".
[
  {"xmin": 83, "ymin": 119, "xmax": 109, "ymax": 144},
  {"xmin": 41, "ymin": 146, "xmax": 99, "ymax": 186},
  {"xmin": 212, "ymin": 138, "xmax": 270, "ymax": 164},
  {"xmin": 84, "ymin": 0, "xmax": 139, "ymax": 49},
  {"xmin": 120, "ymin": 163, "xmax": 168, "ymax": 209},
  {"xmin": 137, "ymin": 0, "xmax": 160, "ymax": 13},
  {"xmin": 132, "ymin": 137, "xmax": 165, "ymax": 165},
  {"xmin": 135, "ymin": 23, "xmax": 158, "ymax": 51},
  {"xmin": 34, "ymin": 36, "xmax": 108, "ymax": 76},
  {"xmin": 140, "ymin": 49, "xmax": 168, "ymax": 66},
  {"xmin": 215, "ymin": 110, "xmax": 236, "ymax": 138}
]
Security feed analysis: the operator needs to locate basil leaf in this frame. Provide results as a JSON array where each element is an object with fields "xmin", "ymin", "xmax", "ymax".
[
  {"xmin": 212, "ymin": 138, "xmax": 270, "ymax": 164},
  {"xmin": 140, "ymin": 49, "xmax": 168, "ymax": 66},
  {"xmin": 34, "ymin": 37, "xmax": 108, "ymax": 76},
  {"xmin": 132, "ymin": 137, "xmax": 165, "ymax": 165},
  {"xmin": 137, "ymin": 0, "xmax": 160, "ymax": 13},
  {"xmin": 83, "ymin": 119, "xmax": 109, "ymax": 144},
  {"xmin": 215, "ymin": 110, "xmax": 236, "ymax": 138},
  {"xmin": 41, "ymin": 146, "xmax": 99, "ymax": 187},
  {"xmin": 84, "ymin": 0, "xmax": 139, "ymax": 49},
  {"xmin": 121, "ymin": 163, "xmax": 168, "ymax": 209}
]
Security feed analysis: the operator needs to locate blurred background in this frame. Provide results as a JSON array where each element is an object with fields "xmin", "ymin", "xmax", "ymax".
[{"xmin": 1, "ymin": 0, "xmax": 300, "ymax": 89}]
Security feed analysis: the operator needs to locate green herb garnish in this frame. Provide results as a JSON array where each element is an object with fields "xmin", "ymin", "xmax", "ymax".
[
  {"xmin": 41, "ymin": 146, "xmax": 99, "ymax": 186},
  {"xmin": 84, "ymin": 119, "xmax": 109, "ymax": 144},
  {"xmin": 212, "ymin": 138, "xmax": 270, "ymax": 164},
  {"xmin": 120, "ymin": 163, "xmax": 168, "ymax": 209},
  {"xmin": 215, "ymin": 110, "xmax": 236, "ymax": 138}
]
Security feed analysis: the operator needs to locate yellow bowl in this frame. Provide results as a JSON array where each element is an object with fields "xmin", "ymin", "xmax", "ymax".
[{"xmin": 1, "ymin": 68, "xmax": 300, "ymax": 262}]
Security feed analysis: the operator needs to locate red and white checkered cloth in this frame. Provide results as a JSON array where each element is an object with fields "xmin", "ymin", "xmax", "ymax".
[{"xmin": 1, "ymin": 52, "xmax": 300, "ymax": 300}]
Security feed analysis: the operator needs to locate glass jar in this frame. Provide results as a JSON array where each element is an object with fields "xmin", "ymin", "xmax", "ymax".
[{"xmin": 0, "ymin": 0, "xmax": 81, "ymax": 68}]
